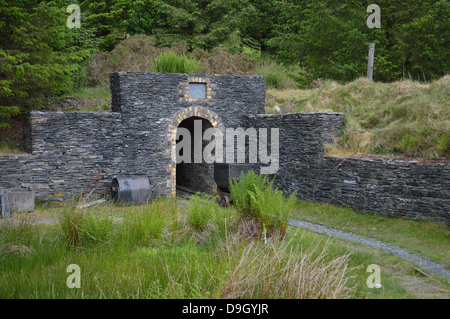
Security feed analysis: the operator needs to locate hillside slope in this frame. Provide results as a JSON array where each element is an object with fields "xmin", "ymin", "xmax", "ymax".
[{"xmin": 266, "ymin": 76, "xmax": 450, "ymax": 160}]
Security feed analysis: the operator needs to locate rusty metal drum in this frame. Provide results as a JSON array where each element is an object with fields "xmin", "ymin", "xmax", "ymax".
[{"xmin": 110, "ymin": 176, "xmax": 153, "ymax": 205}]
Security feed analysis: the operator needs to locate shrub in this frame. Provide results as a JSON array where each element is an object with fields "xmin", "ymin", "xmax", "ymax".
[
  {"xmin": 255, "ymin": 62, "xmax": 311, "ymax": 89},
  {"xmin": 248, "ymin": 183, "xmax": 298, "ymax": 236},
  {"xmin": 229, "ymin": 171, "xmax": 272, "ymax": 218},
  {"xmin": 154, "ymin": 51, "xmax": 200, "ymax": 74},
  {"xmin": 193, "ymin": 46, "xmax": 258, "ymax": 75},
  {"xmin": 255, "ymin": 62, "xmax": 298, "ymax": 89}
]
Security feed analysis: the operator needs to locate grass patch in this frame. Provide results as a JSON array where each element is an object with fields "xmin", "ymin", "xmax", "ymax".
[
  {"xmin": 291, "ymin": 201, "xmax": 450, "ymax": 268},
  {"xmin": 266, "ymin": 76, "xmax": 450, "ymax": 159},
  {"xmin": 0, "ymin": 138, "xmax": 25, "ymax": 155},
  {"xmin": 1, "ymin": 196, "xmax": 447, "ymax": 299}
]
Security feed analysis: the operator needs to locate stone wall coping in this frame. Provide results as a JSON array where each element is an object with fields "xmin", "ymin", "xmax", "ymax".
[
  {"xmin": 29, "ymin": 110, "xmax": 120, "ymax": 117},
  {"xmin": 111, "ymin": 71, "xmax": 265, "ymax": 79},
  {"xmin": 327, "ymin": 156, "xmax": 450, "ymax": 167},
  {"xmin": 247, "ymin": 112, "xmax": 345, "ymax": 118},
  {"xmin": 0, "ymin": 154, "xmax": 33, "ymax": 159}
]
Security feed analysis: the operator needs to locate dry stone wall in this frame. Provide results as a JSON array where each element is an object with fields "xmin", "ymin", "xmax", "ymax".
[
  {"xmin": 1, "ymin": 72, "xmax": 266, "ymax": 200},
  {"xmin": 247, "ymin": 113, "xmax": 450, "ymax": 226},
  {"xmin": 0, "ymin": 72, "xmax": 448, "ymax": 226}
]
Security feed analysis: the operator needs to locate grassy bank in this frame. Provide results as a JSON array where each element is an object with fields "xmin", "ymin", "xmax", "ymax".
[
  {"xmin": 267, "ymin": 76, "xmax": 450, "ymax": 160},
  {"xmin": 291, "ymin": 201, "xmax": 450, "ymax": 269}
]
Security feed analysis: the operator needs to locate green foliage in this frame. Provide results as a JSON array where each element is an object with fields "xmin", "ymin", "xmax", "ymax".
[
  {"xmin": 81, "ymin": 213, "xmax": 115, "ymax": 246},
  {"xmin": 154, "ymin": 51, "xmax": 200, "ymax": 73},
  {"xmin": 59, "ymin": 203, "xmax": 86, "ymax": 248},
  {"xmin": 247, "ymin": 184, "xmax": 298, "ymax": 236},
  {"xmin": 229, "ymin": 171, "xmax": 273, "ymax": 218},
  {"xmin": 436, "ymin": 133, "xmax": 449, "ymax": 153},
  {"xmin": 401, "ymin": 134, "xmax": 417, "ymax": 155},
  {"xmin": 0, "ymin": 0, "xmax": 97, "ymax": 128},
  {"xmin": 120, "ymin": 206, "xmax": 169, "ymax": 246},
  {"xmin": 229, "ymin": 171, "xmax": 298, "ymax": 236},
  {"xmin": 268, "ymin": 0, "xmax": 449, "ymax": 82},
  {"xmin": 237, "ymin": 0, "xmax": 281, "ymax": 54},
  {"xmin": 255, "ymin": 62, "xmax": 311, "ymax": 89},
  {"xmin": 0, "ymin": 106, "xmax": 21, "ymax": 129},
  {"xmin": 187, "ymin": 194, "xmax": 214, "ymax": 232}
]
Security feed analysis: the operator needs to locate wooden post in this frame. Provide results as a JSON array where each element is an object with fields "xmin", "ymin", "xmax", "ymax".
[{"xmin": 367, "ymin": 43, "xmax": 375, "ymax": 81}]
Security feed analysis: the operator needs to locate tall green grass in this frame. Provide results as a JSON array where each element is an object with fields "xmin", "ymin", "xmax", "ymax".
[
  {"xmin": 59, "ymin": 201, "xmax": 85, "ymax": 247},
  {"xmin": 154, "ymin": 51, "xmax": 201, "ymax": 74},
  {"xmin": 1, "ymin": 197, "xmax": 434, "ymax": 299},
  {"xmin": 186, "ymin": 194, "xmax": 214, "ymax": 233}
]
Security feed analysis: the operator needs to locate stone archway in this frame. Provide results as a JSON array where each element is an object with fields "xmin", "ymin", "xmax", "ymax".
[{"xmin": 166, "ymin": 106, "xmax": 225, "ymax": 197}]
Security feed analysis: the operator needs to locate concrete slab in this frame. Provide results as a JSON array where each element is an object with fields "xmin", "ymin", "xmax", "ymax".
[
  {"xmin": 10, "ymin": 190, "xmax": 35, "ymax": 212},
  {"xmin": 0, "ymin": 189, "xmax": 11, "ymax": 219}
]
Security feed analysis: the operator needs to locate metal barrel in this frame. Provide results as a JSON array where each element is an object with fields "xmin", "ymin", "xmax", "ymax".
[
  {"xmin": 110, "ymin": 176, "xmax": 153, "ymax": 205},
  {"xmin": 214, "ymin": 163, "xmax": 254, "ymax": 192}
]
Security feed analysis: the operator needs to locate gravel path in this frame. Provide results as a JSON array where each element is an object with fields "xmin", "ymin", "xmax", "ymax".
[{"xmin": 289, "ymin": 218, "xmax": 450, "ymax": 282}]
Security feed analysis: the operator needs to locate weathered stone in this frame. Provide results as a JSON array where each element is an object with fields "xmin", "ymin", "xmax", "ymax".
[
  {"xmin": 247, "ymin": 114, "xmax": 450, "ymax": 226},
  {"xmin": 10, "ymin": 190, "xmax": 35, "ymax": 212},
  {"xmin": 0, "ymin": 189, "xmax": 11, "ymax": 219}
]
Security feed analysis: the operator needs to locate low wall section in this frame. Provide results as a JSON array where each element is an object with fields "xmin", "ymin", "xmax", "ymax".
[{"xmin": 247, "ymin": 113, "xmax": 450, "ymax": 226}]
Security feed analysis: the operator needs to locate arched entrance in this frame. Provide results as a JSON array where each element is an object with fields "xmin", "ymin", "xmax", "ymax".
[
  {"xmin": 176, "ymin": 116, "xmax": 214, "ymax": 194},
  {"xmin": 166, "ymin": 106, "xmax": 225, "ymax": 197}
]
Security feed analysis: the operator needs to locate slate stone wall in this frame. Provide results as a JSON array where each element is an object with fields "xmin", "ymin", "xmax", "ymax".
[
  {"xmin": 247, "ymin": 113, "xmax": 450, "ymax": 226},
  {"xmin": 1, "ymin": 72, "xmax": 448, "ymax": 226},
  {"xmin": 1, "ymin": 111, "xmax": 130, "ymax": 199},
  {"xmin": 1, "ymin": 72, "xmax": 266, "ymax": 200}
]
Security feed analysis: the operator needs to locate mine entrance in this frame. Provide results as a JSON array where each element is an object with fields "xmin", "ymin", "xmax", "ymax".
[{"xmin": 176, "ymin": 116, "xmax": 215, "ymax": 195}]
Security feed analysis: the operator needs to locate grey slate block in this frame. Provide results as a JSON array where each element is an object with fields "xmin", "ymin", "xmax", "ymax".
[{"xmin": 0, "ymin": 189, "xmax": 11, "ymax": 219}]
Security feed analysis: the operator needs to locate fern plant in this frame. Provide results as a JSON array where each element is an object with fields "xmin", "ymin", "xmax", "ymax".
[{"xmin": 229, "ymin": 171, "xmax": 298, "ymax": 237}]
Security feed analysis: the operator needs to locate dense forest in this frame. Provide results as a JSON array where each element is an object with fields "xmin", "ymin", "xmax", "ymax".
[{"xmin": 0, "ymin": 0, "xmax": 449, "ymax": 130}]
